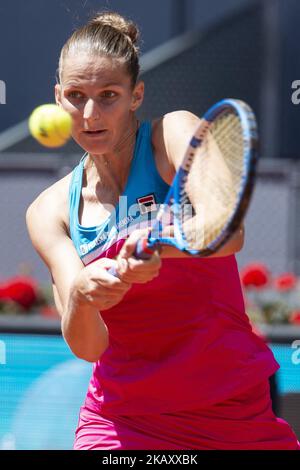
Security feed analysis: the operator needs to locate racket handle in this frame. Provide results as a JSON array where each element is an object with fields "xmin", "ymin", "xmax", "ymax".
[
  {"xmin": 134, "ymin": 238, "xmax": 156, "ymax": 260},
  {"xmin": 107, "ymin": 239, "xmax": 157, "ymax": 277},
  {"xmin": 108, "ymin": 265, "xmax": 119, "ymax": 278}
]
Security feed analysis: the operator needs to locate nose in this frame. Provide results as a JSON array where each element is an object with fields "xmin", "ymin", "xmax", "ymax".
[{"xmin": 83, "ymin": 98, "xmax": 100, "ymax": 121}]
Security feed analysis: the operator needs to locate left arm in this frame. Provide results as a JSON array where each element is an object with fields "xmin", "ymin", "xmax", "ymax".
[
  {"xmin": 117, "ymin": 110, "xmax": 244, "ymax": 281},
  {"xmin": 159, "ymin": 224, "xmax": 244, "ymax": 258},
  {"xmin": 154, "ymin": 111, "xmax": 245, "ymax": 258},
  {"xmin": 199, "ymin": 223, "xmax": 244, "ymax": 258}
]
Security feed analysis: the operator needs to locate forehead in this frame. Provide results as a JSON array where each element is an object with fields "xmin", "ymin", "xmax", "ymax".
[{"xmin": 61, "ymin": 54, "xmax": 130, "ymax": 87}]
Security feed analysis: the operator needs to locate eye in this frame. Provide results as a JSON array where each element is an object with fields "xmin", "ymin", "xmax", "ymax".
[
  {"xmin": 67, "ymin": 90, "xmax": 84, "ymax": 99},
  {"xmin": 101, "ymin": 90, "xmax": 117, "ymax": 99}
]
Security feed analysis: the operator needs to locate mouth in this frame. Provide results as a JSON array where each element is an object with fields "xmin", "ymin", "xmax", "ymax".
[{"xmin": 83, "ymin": 129, "xmax": 107, "ymax": 136}]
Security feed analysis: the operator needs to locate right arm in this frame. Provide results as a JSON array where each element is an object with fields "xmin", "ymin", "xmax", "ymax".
[{"xmin": 26, "ymin": 183, "xmax": 132, "ymax": 362}]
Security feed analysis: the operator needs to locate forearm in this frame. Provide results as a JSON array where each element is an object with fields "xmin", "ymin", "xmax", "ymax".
[
  {"xmin": 161, "ymin": 225, "xmax": 244, "ymax": 258},
  {"xmin": 62, "ymin": 286, "xmax": 109, "ymax": 362}
]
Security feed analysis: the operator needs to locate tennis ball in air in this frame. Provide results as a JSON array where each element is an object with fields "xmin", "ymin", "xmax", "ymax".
[{"xmin": 28, "ymin": 104, "xmax": 72, "ymax": 147}]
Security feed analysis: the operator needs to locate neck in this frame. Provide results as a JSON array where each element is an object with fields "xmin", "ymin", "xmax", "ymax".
[{"xmin": 85, "ymin": 117, "xmax": 139, "ymax": 193}]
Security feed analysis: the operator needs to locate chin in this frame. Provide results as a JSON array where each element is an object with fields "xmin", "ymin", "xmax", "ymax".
[{"xmin": 76, "ymin": 137, "xmax": 111, "ymax": 155}]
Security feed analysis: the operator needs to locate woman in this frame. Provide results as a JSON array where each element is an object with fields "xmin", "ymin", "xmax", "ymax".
[{"xmin": 26, "ymin": 12, "xmax": 299, "ymax": 450}]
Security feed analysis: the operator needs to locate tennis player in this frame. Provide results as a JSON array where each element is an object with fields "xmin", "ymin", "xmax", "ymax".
[{"xmin": 26, "ymin": 12, "xmax": 299, "ymax": 450}]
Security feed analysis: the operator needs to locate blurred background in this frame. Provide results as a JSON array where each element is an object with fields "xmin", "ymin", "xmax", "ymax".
[{"xmin": 0, "ymin": 0, "xmax": 300, "ymax": 449}]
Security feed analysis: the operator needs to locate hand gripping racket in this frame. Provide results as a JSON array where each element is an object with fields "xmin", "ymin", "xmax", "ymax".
[{"xmin": 110, "ymin": 98, "xmax": 258, "ymax": 272}]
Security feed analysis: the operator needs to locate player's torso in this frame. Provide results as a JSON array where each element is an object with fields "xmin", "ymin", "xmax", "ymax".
[
  {"xmin": 76, "ymin": 119, "xmax": 171, "ymax": 227},
  {"xmin": 69, "ymin": 121, "xmax": 171, "ymax": 263},
  {"xmin": 65, "ymin": 123, "xmax": 278, "ymax": 416}
]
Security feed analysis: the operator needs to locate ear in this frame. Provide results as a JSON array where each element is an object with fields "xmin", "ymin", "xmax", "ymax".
[
  {"xmin": 130, "ymin": 81, "xmax": 144, "ymax": 111},
  {"xmin": 55, "ymin": 84, "xmax": 62, "ymax": 107}
]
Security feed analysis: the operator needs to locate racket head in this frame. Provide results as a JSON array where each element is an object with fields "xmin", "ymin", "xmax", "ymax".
[{"xmin": 147, "ymin": 98, "xmax": 258, "ymax": 257}]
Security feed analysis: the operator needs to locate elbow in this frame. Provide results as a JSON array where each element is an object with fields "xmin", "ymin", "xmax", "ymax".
[
  {"xmin": 227, "ymin": 224, "xmax": 245, "ymax": 255},
  {"xmin": 233, "ymin": 226, "xmax": 245, "ymax": 253},
  {"xmin": 61, "ymin": 322, "xmax": 109, "ymax": 363},
  {"xmin": 75, "ymin": 351, "xmax": 102, "ymax": 363},
  {"xmin": 232, "ymin": 238, "xmax": 244, "ymax": 254},
  {"xmin": 69, "ymin": 342, "xmax": 108, "ymax": 363},
  {"xmin": 209, "ymin": 226, "xmax": 245, "ymax": 258}
]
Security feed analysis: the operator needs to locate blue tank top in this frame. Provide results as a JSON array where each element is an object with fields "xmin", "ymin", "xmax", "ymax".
[{"xmin": 69, "ymin": 121, "xmax": 170, "ymax": 265}]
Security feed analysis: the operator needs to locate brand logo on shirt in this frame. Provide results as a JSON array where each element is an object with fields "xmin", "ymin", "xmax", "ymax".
[
  {"xmin": 79, "ymin": 244, "xmax": 89, "ymax": 255},
  {"xmin": 136, "ymin": 194, "xmax": 157, "ymax": 214}
]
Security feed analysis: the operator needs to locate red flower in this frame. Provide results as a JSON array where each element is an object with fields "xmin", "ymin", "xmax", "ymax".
[
  {"xmin": 289, "ymin": 311, "xmax": 300, "ymax": 325},
  {"xmin": 273, "ymin": 273, "xmax": 297, "ymax": 292},
  {"xmin": 240, "ymin": 263, "xmax": 269, "ymax": 289},
  {"xmin": 0, "ymin": 276, "xmax": 38, "ymax": 310}
]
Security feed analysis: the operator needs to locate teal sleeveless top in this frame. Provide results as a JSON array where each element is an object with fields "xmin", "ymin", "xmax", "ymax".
[{"xmin": 68, "ymin": 121, "xmax": 170, "ymax": 264}]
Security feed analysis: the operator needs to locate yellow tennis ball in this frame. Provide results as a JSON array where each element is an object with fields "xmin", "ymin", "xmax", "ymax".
[{"xmin": 28, "ymin": 104, "xmax": 72, "ymax": 148}]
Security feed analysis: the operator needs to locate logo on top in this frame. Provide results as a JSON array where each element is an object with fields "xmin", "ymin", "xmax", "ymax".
[{"xmin": 136, "ymin": 194, "xmax": 157, "ymax": 215}]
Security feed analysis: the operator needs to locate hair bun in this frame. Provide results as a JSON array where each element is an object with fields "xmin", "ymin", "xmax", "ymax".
[{"xmin": 90, "ymin": 12, "xmax": 139, "ymax": 47}]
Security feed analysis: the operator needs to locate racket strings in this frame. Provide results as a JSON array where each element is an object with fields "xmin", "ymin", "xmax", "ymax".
[{"xmin": 178, "ymin": 111, "xmax": 245, "ymax": 250}]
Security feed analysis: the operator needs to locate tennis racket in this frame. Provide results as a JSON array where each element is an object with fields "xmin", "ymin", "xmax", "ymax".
[{"xmin": 110, "ymin": 98, "xmax": 258, "ymax": 271}]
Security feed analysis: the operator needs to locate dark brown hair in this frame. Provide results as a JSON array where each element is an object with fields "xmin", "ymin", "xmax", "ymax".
[{"xmin": 58, "ymin": 12, "xmax": 140, "ymax": 86}]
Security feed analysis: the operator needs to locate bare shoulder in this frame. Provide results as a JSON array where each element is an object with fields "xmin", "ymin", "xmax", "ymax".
[
  {"xmin": 26, "ymin": 168, "xmax": 87, "ymax": 316},
  {"xmin": 152, "ymin": 111, "xmax": 200, "ymax": 174},
  {"xmin": 153, "ymin": 110, "xmax": 198, "ymax": 137},
  {"xmin": 26, "ymin": 172, "xmax": 72, "ymax": 233},
  {"xmin": 26, "ymin": 171, "xmax": 75, "ymax": 270},
  {"xmin": 164, "ymin": 110, "xmax": 199, "ymax": 129}
]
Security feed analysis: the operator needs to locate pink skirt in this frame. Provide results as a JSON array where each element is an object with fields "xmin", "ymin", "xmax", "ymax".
[{"xmin": 74, "ymin": 380, "xmax": 299, "ymax": 450}]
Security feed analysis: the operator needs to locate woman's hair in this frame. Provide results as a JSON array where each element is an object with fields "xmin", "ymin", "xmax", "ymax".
[{"xmin": 58, "ymin": 12, "xmax": 140, "ymax": 86}]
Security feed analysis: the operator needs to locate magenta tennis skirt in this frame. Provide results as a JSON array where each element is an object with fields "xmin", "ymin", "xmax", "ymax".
[{"xmin": 74, "ymin": 380, "xmax": 299, "ymax": 450}]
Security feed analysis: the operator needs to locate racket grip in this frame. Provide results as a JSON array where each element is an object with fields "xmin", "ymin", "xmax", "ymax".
[
  {"xmin": 107, "ymin": 239, "xmax": 156, "ymax": 278},
  {"xmin": 134, "ymin": 238, "xmax": 156, "ymax": 260},
  {"xmin": 108, "ymin": 265, "xmax": 119, "ymax": 278}
]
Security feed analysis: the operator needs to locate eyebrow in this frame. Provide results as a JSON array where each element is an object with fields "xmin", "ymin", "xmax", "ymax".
[{"xmin": 63, "ymin": 81, "xmax": 124, "ymax": 88}]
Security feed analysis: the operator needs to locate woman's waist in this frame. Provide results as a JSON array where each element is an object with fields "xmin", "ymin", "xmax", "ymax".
[
  {"xmin": 101, "ymin": 257, "xmax": 245, "ymax": 326},
  {"xmin": 101, "ymin": 323, "xmax": 274, "ymax": 371},
  {"xmin": 102, "ymin": 293, "xmax": 249, "ymax": 353},
  {"xmin": 87, "ymin": 336, "xmax": 278, "ymax": 415}
]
